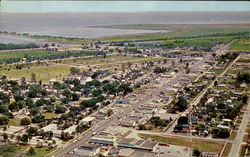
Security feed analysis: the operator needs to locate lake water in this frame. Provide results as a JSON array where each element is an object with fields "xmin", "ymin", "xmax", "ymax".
[{"xmin": 0, "ymin": 12, "xmax": 249, "ymax": 38}]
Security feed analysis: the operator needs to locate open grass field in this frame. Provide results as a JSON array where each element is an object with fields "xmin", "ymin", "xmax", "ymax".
[
  {"xmin": 44, "ymin": 112, "xmax": 58, "ymax": 119},
  {"xmin": 0, "ymin": 53, "xmax": 163, "ymax": 82},
  {"xmin": 8, "ymin": 117, "xmax": 21, "ymax": 126},
  {"xmin": 25, "ymin": 146, "xmax": 56, "ymax": 157},
  {"xmin": 229, "ymin": 131, "xmax": 237, "ymax": 140},
  {"xmin": 237, "ymin": 58, "xmax": 250, "ymax": 63},
  {"xmin": 0, "ymin": 144, "xmax": 29, "ymax": 157},
  {"xmin": 138, "ymin": 133, "xmax": 225, "ymax": 153},
  {"xmin": 239, "ymin": 144, "xmax": 248, "ymax": 157},
  {"xmin": 0, "ymin": 65, "xmax": 80, "ymax": 82},
  {"xmin": 221, "ymin": 143, "xmax": 233, "ymax": 157}
]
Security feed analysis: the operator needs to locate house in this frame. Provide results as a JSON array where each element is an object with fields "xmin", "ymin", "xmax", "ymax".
[
  {"xmin": 240, "ymin": 83, "xmax": 248, "ymax": 88},
  {"xmin": 217, "ymin": 124, "xmax": 230, "ymax": 130},
  {"xmin": 73, "ymin": 143, "xmax": 100, "ymax": 157},
  {"xmin": 217, "ymin": 83, "xmax": 226, "ymax": 87},
  {"xmin": 80, "ymin": 117, "xmax": 96, "ymax": 126},
  {"xmin": 41, "ymin": 124, "xmax": 61, "ymax": 138},
  {"xmin": 41, "ymin": 124, "xmax": 77, "ymax": 137}
]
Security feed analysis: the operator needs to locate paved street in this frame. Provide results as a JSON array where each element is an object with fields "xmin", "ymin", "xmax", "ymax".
[
  {"xmin": 52, "ymin": 54, "xmax": 221, "ymax": 157},
  {"xmin": 229, "ymin": 96, "xmax": 250, "ymax": 157}
]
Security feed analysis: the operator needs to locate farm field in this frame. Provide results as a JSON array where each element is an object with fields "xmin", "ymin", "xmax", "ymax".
[{"xmin": 230, "ymin": 39, "xmax": 250, "ymax": 53}]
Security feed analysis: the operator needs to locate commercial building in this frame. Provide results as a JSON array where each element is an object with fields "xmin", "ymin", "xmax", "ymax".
[{"xmin": 73, "ymin": 143, "xmax": 100, "ymax": 157}]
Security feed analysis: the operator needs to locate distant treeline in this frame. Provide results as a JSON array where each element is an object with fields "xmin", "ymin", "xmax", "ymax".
[
  {"xmin": 0, "ymin": 31, "xmax": 85, "ymax": 41},
  {"xmin": 0, "ymin": 51, "xmax": 106, "ymax": 64},
  {"xmin": 0, "ymin": 43, "xmax": 39, "ymax": 50}
]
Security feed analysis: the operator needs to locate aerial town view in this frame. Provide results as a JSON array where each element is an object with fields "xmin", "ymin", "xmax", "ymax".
[{"xmin": 0, "ymin": 1, "xmax": 249, "ymax": 157}]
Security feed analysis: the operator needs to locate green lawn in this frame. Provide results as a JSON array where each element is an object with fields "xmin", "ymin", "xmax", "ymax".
[
  {"xmin": 0, "ymin": 144, "xmax": 29, "ymax": 157},
  {"xmin": 25, "ymin": 147, "xmax": 56, "ymax": 157},
  {"xmin": 237, "ymin": 58, "xmax": 250, "ymax": 63},
  {"xmin": 221, "ymin": 143, "xmax": 232, "ymax": 157},
  {"xmin": 239, "ymin": 144, "xmax": 248, "ymax": 157},
  {"xmin": 229, "ymin": 131, "xmax": 237, "ymax": 140},
  {"xmin": 8, "ymin": 118, "xmax": 21, "ymax": 126},
  {"xmin": 209, "ymin": 68, "xmax": 225, "ymax": 74},
  {"xmin": 44, "ymin": 113, "xmax": 58, "ymax": 119},
  {"xmin": 138, "ymin": 133, "xmax": 225, "ymax": 153}
]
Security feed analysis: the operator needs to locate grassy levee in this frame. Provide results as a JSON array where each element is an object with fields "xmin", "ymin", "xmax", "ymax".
[{"xmin": 97, "ymin": 24, "xmax": 250, "ymax": 42}]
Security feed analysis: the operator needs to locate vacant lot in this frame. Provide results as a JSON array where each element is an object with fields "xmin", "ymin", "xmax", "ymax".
[
  {"xmin": 0, "ymin": 144, "xmax": 29, "ymax": 157},
  {"xmin": 138, "ymin": 133, "xmax": 225, "ymax": 153}
]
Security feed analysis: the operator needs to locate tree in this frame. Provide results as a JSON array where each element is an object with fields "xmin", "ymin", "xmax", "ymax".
[
  {"xmin": 0, "ymin": 105, "xmax": 8, "ymax": 113},
  {"xmin": 32, "ymin": 114, "xmax": 45, "ymax": 123},
  {"xmin": 217, "ymin": 129, "xmax": 230, "ymax": 138},
  {"xmin": 76, "ymin": 125, "xmax": 89, "ymax": 133},
  {"xmin": 193, "ymin": 148, "xmax": 201, "ymax": 157},
  {"xmin": 214, "ymin": 80, "xmax": 218, "ymax": 87},
  {"xmin": 26, "ymin": 127, "xmax": 39, "ymax": 136},
  {"xmin": 27, "ymin": 147, "xmax": 35, "ymax": 156},
  {"xmin": 107, "ymin": 109, "xmax": 113, "ymax": 117},
  {"xmin": 177, "ymin": 116, "xmax": 188, "ymax": 125},
  {"xmin": 31, "ymin": 73, "xmax": 36, "ymax": 83},
  {"xmin": 20, "ymin": 134, "xmax": 29, "ymax": 144},
  {"xmin": 185, "ymin": 67, "xmax": 190, "ymax": 74},
  {"xmin": 174, "ymin": 96, "xmax": 188, "ymax": 112},
  {"xmin": 71, "ymin": 93, "xmax": 80, "ymax": 101},
  {"xmin": 70, "ymin": 67, "xmax": 81, "ymax": 75},
  {"xmin": 61, "ymin": 131, "xmax": 71, "ymax": 141},
  {"xmin": 0, "ymin": 116, "xmax": 9, "ymax": 125},
  {"xmin": 154, "ymin": 67, "xmax": 167, "ymax": 73},
  {"xmin": 150, "ymin": 116, "xmax": 167, "ymax": 127},
  {"xmin": 212, "ymin": 53, "xmax": 216, "ymax": 57},
  {"xmin": 242, "ymin": 95, "xmax": 248, "ymax": 104},
  {"xmin": 138, "ymin": 124, "xmax": 147, "ymax": 130},
  {"xmin": 55, "ymin": 105, "xmax": 67, "ymax": 113},
  {"xmin": 20, "ymin": 117, "xmax": 31, "ymax": 125},
  {"xmin": 3, "ymin": 132, "xmax": 8, "ymax": 142},
  {"xmin": 0, "ymin": 92, "xmax": 10, "ymax": 104}
]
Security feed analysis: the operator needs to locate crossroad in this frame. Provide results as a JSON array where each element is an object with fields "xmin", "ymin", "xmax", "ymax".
[{"xmin": 52, "ymin": 54, "xmax": 218, "ymax": 157}]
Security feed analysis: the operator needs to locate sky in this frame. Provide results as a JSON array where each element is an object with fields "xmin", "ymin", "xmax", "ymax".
[{"xmin": 0, "ymin": 1, "xmax": 250, "ymax": 12}]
